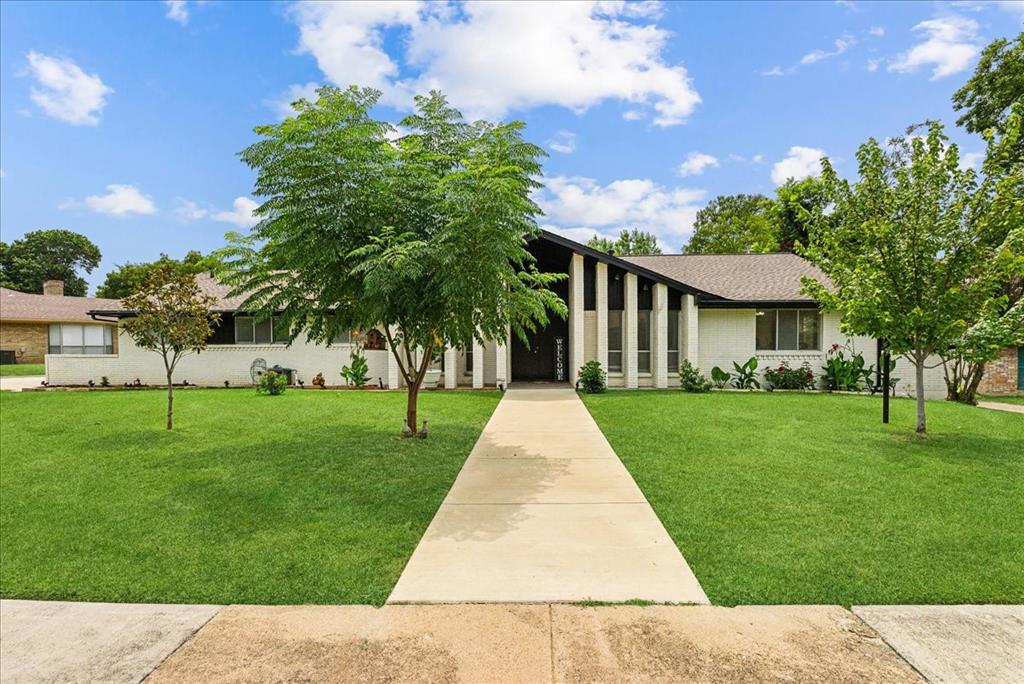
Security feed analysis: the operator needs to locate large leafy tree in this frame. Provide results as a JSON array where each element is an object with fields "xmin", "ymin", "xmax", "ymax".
[
  {"xmin": 218, "ymin": 86, "xmax": 565, "ymax": 435},
  {"xmin": 96, "ymin": 250, "xmax": 215, "ymax": 299},
  {"xmin": 772, "ymin": 177, "xmax": 830, "ymax": 252},
  {"xmin": 802, "ymin": 123, "xmax": 982, "ymax": 434},
  {"xmin": 587, "ymin": 228, "xmax": 662, "ymax": 255},
  {"xmin": 0, "ymin": 229, "xmax": 101, "ymax": 296},
  {"xmin": 683, "ymin": 194, "xmax": 777, "ymax": 254},
  {"xmin": 952, "ymin": 33, "xmax": 1023, "ymax": 138},
  {"xmin": 122, "ymin": 266, "xmax": 219, "ymax": 430}
]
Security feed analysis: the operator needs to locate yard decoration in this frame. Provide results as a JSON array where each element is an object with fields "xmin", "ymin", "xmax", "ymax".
[
  {"xmin": 217, "ymin": 86, "xmax": 565, "ymax": 437},
  {"xmin": 312, "ymin": 372, "xmax": 325, "ymax": 389},
  {"xmin": 121, "ymin": 266, "xmax": 219, "ymax": 430}
]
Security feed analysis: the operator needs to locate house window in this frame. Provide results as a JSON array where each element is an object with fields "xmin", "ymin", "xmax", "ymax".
[
  {"xmin": 234, "ymin": 316, "xmax": 289, "ymax": 344},
  {"xmin": 667, "ymin": 311, "xmax": 680, "ymax": 373},
  {"xmin": 333, "ymin": 330, "xmax": 352, "ymax": 344},
  {"xmin": 637, "ymin": 310, "xmax": 651, "ymax": 373},
  {"xmin": 608, "ymin": 310, "xmax": 623, "ymax": 372},
  {"xmin": 755, "ymin": 309, "xmax": 821, "ymax": 351},
  {"xmin": 47, "ymin": 324, "xmax": 113, "ymax": 354},
  {"xmin": 464, "ymin": 347, "xmax": 473, "ymax": 373}
]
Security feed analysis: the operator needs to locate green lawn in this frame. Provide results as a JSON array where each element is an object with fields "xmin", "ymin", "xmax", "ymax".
[
  {"xmin": 0, "ymin": 388, "xmax": 499, "ymax": 605},
  {"xmin": 980, "ymin": 394, "xmax": 1024, "ymax": 405},
  {"xmin": 582, "ymin": 391, "xmax": 1024, "ymax": 607},
  {"xmin": 0, "ymin": 364, "xmax": 44, "ymax": 377}
]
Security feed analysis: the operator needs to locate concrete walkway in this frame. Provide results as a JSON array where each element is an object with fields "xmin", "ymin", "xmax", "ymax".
[
  {"xmin": 388, "ymin": 388, "xmax": 708, "ymax": 604},
  {"xmin": 977, "ymin": 400, "xmax": 1024, "ymax": 414},
  {"xmin": 0, "ymin": 376, "xmax": 44, "ymax": 392}
]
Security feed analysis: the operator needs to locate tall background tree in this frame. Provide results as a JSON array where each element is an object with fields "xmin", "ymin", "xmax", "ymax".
[
  {"xmin": 683, "ymin": 194, "xmax": 776, "ymax": 254},
  {"xmin": 587, "ymin": 228, "xmax": 662, "ymax": 255},
  {"xmin": 0, "ymin": 229, "xmax": 101, "ymax": 296},
  {"xmin": 772, "ymin": 177, "xmax": 829, "ymax": 252},
  {"xmin": 121, "ymin": 266, "xmax": 219, "ymax": 430},
  {"xmin": 96, "ymin": 251, "xmax": 215, "ymax": 299},
  {"xmin": 802, "ymin": 123, "xmax": 983, "ymax": 434},
  {"xmin": 218, "ymin": 86, "xmax": 565, "ymax": 435},
  {"xmin": 952, "ymin": 33, "xmax": 1023, "ymax": 140}
]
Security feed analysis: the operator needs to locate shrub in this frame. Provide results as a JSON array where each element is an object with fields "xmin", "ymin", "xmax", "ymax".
[
  {"xmin": 578, "ymin": 360, "xmax": 607, "ymax": 393},
  {"xmin": 710, "ymin": 366, "xmax": 731, "ymax": 389},
  {"xmin": 679, "ymin": 360, "xmax": 712, "ymax": 392},
  {"xmin": 256, "ymin": 370, "xmax": 287, "ymax": 396},
  {"xmin": 731, "ymin": 356, "xmax": 760, "ymax": 390},
  {"xmin": 823, "ymin": 344, "xmax": 874, "ymax": 392},
  {"xmin": 764, "ymin": 362, "xmax": 815, "ymax": 390},
  {"xmin": 340, "ymin": 351, "xmax": 370, "ymax": 387},
  {"xmin": 100, "ymin": 376, "xmax": 110, "ymax": 387}
]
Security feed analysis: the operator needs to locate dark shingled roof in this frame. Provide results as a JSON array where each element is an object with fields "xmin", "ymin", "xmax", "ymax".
[
  {"xmin": 0, "ymin": 287, "xmax": 123, "ymax": 323},
  {"xmin": 621, "ymin": 253, "xmax": 830, "ymax": 303}
]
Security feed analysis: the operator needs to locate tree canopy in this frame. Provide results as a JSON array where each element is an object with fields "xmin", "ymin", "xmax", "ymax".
[
  {"xmin": 0, "ymin": 229, "xmax": 101, "ymax": 296},
  {"xmin": 218, "ymin": 86, "xmax": 565, "ymax": 433},
  {"xmin": 96, "ymin": 251, "xmax": 215, "ymax": 299},
  {"xmin": 587, "ymin": 228, "xmax": 662, "ymax": 256},
  {"xmin": 683, "ymin": 194, "xmax": 777, "ymax": 254},
  {"xmin": 952, "ymin": 33, "xmax": 1023, "ymax": 137}
]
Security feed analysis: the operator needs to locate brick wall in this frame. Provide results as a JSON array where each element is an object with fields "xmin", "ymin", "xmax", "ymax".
[
  {"xmin": 0, "ymin": 322, "xmax": 48, "ymax": 364},
  {"xmin": 978, "ymin": 346, "xmax": 1020, "ymax": 396}
]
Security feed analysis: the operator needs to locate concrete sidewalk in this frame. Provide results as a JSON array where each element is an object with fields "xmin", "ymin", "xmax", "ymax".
[
  {"xmin": 0, "ymin": 376, "xmax": 44, "ymax": 392},
  {"xmin": 387, "ymin": 388, "xmax": 708, "ymax": 604},
  {"xmin": 977, "ymin": 400, "xmax": 1024, "ymax": 414}
]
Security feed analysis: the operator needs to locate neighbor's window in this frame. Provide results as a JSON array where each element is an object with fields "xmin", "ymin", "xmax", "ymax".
[
  {"xmin": 234, "ymin": 316, "xmax": 289, "ymax": 344},
  {"xmin": 667, "ymin": 311, "xmax": 680, "ymax": 373},
  {"xmin": 47, "ymin": 324, "xmax": 113, "ymax": 355},
  {"xmin": 608, "ymin": 310, "xmax": 623, "ymax": 372},
  {"xmin": 637, "ymin": 310, "xmax": 651, "ymax": 373},
  {"xmin": 755, "ymin": 309, "xmax": 821, "ymax": 351}
]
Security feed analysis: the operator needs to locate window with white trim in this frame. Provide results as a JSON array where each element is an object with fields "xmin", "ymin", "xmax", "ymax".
[
  {"xmin": 234, "ymin": 316, "xmax": 289, "ymax": 344},
  {"xmin": 755, "ymin": 309, "xmax": 821, "ymax": 351},
  {"xmin": 48, "ymin": 324, "xmax": 113, "ymax": 354},
  {"xmin": 607, "ymin": 310, "xmax": 623, "ymax": 372},
  {"xmin": 637, "ymin": 310, "xmax": 651, "ymax": 373}
]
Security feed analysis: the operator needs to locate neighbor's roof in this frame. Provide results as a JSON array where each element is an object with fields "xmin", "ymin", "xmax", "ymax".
[
  {"xmin": 622, "ymin": 252, "xmax": 830, "ymax": 303},
  {"xmin": 0, "ymin": 287, "xmax": 123, "ymax": 323},
  {"xmin": 86, "ymin": 273, "xmax": 246, "ymax": 317}
]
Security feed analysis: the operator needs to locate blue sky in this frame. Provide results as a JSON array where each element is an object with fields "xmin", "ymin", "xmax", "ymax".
[{"xmin": 1, "ymin": 0, "xmax": 1021, "ymax": 294}]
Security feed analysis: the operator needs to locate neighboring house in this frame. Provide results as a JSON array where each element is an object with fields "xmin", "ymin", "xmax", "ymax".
[
  {"xmin": 43, "ymin": 231, "xmax": 970, "ymax": 398},
  {"xmin": 0, "ymin": 281, "xmax": 120, "ymax": 365},
  {"xmin": 977, "ymin": 346, "xmax": 1024, "ymax": 396}
]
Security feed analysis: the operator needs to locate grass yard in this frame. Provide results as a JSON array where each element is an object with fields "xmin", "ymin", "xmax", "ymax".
[
  {"xmin": 0, "ymin": 388, "xmax": 499, "ymax": 605},
  {"xmin": 980, "ymin": 394, "xmax": 1024, "ymax": 405},
  {"xmin": 0, "ymin": 364, "xmax": 45, "ymax": 377},
  {"xmin": 582, "ymin": 391, "xmax": 1024, "ymax": 607}
]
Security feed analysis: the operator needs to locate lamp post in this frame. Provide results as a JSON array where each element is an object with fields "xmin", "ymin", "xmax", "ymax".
[{"xmin": 881, "ymin": 340, "xmax": 891, "ymax": 424}]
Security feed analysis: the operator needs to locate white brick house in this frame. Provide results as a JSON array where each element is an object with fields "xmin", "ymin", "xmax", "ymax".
[{"xmin": 46, "ymin": 230, "xmax": 945, "ymax": 397}]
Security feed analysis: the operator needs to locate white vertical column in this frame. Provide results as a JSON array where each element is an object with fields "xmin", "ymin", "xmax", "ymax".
[
  {"xmin": 682, "ymin": 294, "xmax": 700, "ymax": 369},
  {"xmin": 444, "ymin": 346, "xmax": 458, "ymax": 389},
  {"xmin": 625, "ymin": 272, "xmax": 638, "ymax": 389},
  {"xmin": 387, "ymin": 347, "xmax": 402, "ymax": 389},
  {"xmin": 568, "ymin": 252, "xmax": 585, "ymax": 379},
  {"xmin": 596, "ymin": 262, "xmax": 608, "ymax": 371},
  {"xmin": 653, "ymin": 283, "xmax": 669, "ymax": 388},
  {"xmin": 472, "ymin": 338, "xmax": 484, "ymax": 389},
  {"xmin": 495, "ymin": 329, "xmax": 508, "ymax": 389}
]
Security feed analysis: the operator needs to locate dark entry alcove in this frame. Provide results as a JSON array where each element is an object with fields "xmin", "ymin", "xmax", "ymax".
[{"xmin": 511, "ymin": 237, "xmax": 572, "ymax": 381}]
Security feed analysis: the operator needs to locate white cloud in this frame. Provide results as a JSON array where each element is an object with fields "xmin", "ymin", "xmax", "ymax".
[
  {"xmin": 80, "ymin": 184, "xmax": 157, "ymax": 216},
  {"xmin": 959, "ymin": 151, "xmax": 985, "ymax": 171},
  {"xmin": 535, "ymin": 175, "xmax": 706, "ymax": 246},
  {"xmin": 175, "ymin": 199, "xmax": 208, "ymax": 221},
  {"xmin": 761, "ymin": 66, "xmax": 786, "ymax": 77},
  {"xmin": 26, "ymin": 51, "xmax": 113, "ymax": 126},
  {"xmin": 267, "ymin": 82, "xmax": 321, "ymax": 118},
  {"xmin": 289, "ymin": 1, "xmax": 701, "ymax": 126},
  {"xmin": 835, "ymin": 0, "xmax": 861, "ymax": 11},
  {"xmin": 996, "ymin": 1, "xmax": 1024, "ymax": 14},
  {"xmin": 771, "ymin": 146, "xmax": 825, "ymax": 185},
  {"xmin": 869, "ymin": 26, "xmax": 886, "ymax": 37},
  {"xmin": 547, "ymin": 130, "xmax": 577, "ymax": 154},
  {"xmin": 165, "ymin": 0, "xmax": 188, "ymax": 24},
  {"xmin": 801, "ymin": 34, "xmax": 856, "ymax": 64},
  {"xmin": 677, "ymin": 152, "xmax": 718, "ymax": 177},
  {"xmin": 752, "ymin": 154, "xmax": 765, "ymax": 164},
  {"xmin": 211, "ymin": 197, "xmax": 260, "ymax": 228},
  {"xmin": 867, "ymin": 58, "xmax": 882, "ymax": 72},
  {"xmin": 888, "ymin": 16, "xmax": 981, "ymax": 79},
  {"xmin": 622, "ymin": 109, "xmax": 645, "ymax": 121}
]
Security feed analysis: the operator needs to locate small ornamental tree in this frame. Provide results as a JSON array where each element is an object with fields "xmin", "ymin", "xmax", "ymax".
[
  {"xmin": 218, "ymin": 86, "xmax": 565, "ymax": 435},
  {"xmin": 122, "ymin": 266, "xmax": 219, "ymax": 430},
  {"xmin": 802, "ymin": 122, "xmax": 982, "ymax": 434}
]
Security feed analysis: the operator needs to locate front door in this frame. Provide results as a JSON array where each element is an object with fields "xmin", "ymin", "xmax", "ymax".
[{"xmin": 511, "ymin": 318, "xmax": 569, "ymax": 382}]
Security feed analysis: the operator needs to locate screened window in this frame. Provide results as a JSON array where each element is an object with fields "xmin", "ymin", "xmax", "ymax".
[
  {"xmin": 667, "ymin": 311, "xmax": 680, "ymax": 373},
  {"xmin": 234, "ymin": 316, "xmax": 289, "ymax": 344},
  {"xmin": 637, "ymin": 310, "xmax": 651, "ymax": 373},
  {"xmin": 607, "ymin": 310, "xmax": 623, "ymax": 372},
  {"xmin": 47, "ymin": 324, "xmax": 113, "ymax": 354},
  {"xmin": 755, "ymin": 309, "xmax": 821, "ymax": 351}
]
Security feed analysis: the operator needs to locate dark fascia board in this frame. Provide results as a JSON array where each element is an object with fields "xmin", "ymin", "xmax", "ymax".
[
  {"xmin": 699, "ymin": 299, "xmax": 821, "ymax": 310},
  {"xmin": 535, "ymin": 229, "xmax": 722, "ymax": 300}
]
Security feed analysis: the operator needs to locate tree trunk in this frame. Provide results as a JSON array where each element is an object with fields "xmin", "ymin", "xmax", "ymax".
[
  {"xmin": 405, "ymin": 380, "xmax": 419, "ymax": 436},
  {"xmin": 166, "ymin": 370, "xmax": 174, "ymax": 431},
  {"xmin": 914, "ymin": 350, "xmax": 926, "ymax": 434}
]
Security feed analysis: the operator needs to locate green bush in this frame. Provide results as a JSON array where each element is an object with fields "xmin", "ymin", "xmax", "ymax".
[
  {"xmin": 764, "ymin": 362, "xmax": 815, "ymax": 390},
  {"xmin": 710, "ymin": 366, "xmax": 731, "ymax": 389},
  {"xmin": 679, "ymin": 360, "xmax": 712, "ymax": 392},
  {"xmin": 731, "ymin": 356, "xmax": 761, "ymax": 390},
  {"xmin": 823, "ymin": 344, "xmax": 874, "ymax": 391},
  {"xmin": 256, "ymin": 370, "xmax": 287, "ymax": 396},
  {"xmin": 578, "ymin": 360, "xmax": 607, "ymax": 393},
  {"xmin": 340, "ymin": 351, "xmax": 370, "ymax": 387}
]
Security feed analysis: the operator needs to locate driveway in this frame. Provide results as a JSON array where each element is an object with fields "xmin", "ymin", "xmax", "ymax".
[
  {"xmin": 0, "ymin": 376, "xmax": 44, "ymax": 392},
  {"xmin": 387, "ymin": 387, "xmax": 708, "ymax": 604}
]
